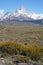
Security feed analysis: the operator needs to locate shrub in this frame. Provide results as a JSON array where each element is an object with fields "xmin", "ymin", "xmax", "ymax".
[
  {"xmin": 0, "ymin": 41, "xmax": 22, "ymax": 54},
  {"xmin": 16, "ymin": 55, "xmax": 29, "ymax": 62}
]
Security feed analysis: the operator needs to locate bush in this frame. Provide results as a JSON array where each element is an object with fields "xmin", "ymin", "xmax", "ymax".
[
  {"xmin": 0, "ymin": 41, "xmax": 22, "ymax": 55},
  {"xmin": 15, "ymin": 55, "xmax": 29, "ymax": 62}
]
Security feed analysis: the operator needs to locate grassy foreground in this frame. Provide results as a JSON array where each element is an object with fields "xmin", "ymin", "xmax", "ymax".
[
  {"xmin": 0, "ymin": 22, "xmax": 43, "ymax": 65},
  {"xmin": 0, "ymin": 40, "xmax": 43, "ymax": 62}
]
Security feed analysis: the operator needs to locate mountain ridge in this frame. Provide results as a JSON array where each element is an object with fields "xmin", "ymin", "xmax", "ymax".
[{"xmin": 0, "ymin": 7, "xmax": 43, "ymax": 24}]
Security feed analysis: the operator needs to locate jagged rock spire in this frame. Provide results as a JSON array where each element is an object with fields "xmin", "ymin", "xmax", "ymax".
[
  {"xmin": 20, "ymin": 6, "xmax": 25, "ymax": 12},
  {"xmin": 15, "ymin": 6, "xmax": 25, "ymax": 13},
  {"xmin": 15, "ymin": 8, "xmax": 19, "ymax": 13}
]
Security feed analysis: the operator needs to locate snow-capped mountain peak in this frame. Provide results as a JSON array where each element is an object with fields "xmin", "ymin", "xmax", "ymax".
[{"xmin": 0, "ymin": 7, "xmax": 43, "ymax": 23}]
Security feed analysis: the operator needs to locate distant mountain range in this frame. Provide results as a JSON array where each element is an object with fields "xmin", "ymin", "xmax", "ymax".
[{"xmin": 0, "ymin": 7, "xmax": 43, "ymax": 24}]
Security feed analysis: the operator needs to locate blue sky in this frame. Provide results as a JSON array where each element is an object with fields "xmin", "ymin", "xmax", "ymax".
[{"xmin": 0, "ymin": 0, "xmax": 43, "ymax": 13}]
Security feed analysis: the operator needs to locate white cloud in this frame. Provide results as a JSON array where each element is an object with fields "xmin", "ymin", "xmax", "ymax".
[
  {"xmin": 0, "ymin": 10, "xmax": 4, "ymax": 18},
  {"xmin": 0, "ymin": 10, "xmax": 4, "ymax": 14}
]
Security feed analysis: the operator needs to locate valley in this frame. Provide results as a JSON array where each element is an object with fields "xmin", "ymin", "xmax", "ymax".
[{"xmin": 0, "ymin": 22, "xmax": 43, "ymax": 45}]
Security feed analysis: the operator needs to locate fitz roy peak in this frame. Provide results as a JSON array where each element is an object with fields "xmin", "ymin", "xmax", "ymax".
[{"xmin": 0, "ymin": 7, "xmax": 43, "ymax": 24}]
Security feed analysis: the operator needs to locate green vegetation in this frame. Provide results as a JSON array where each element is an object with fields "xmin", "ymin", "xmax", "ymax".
[{"xmin": 0, "ymin": 40, "xmax": 43, "ymax": 62}]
